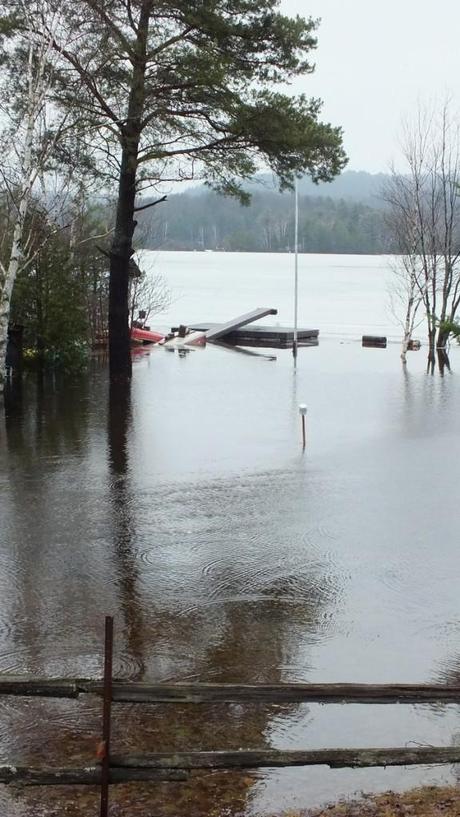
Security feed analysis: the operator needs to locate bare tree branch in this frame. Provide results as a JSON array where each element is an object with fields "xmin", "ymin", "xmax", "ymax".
[{"xmin": 134, "ymin": 195, "xmax": 167, "ymax": 212}]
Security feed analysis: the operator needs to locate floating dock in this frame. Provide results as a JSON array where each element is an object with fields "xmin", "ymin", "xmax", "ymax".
[
  {"xmin": 172, "ymin": 323, "xmax": 319, "ymax": 349},
  {"xmin": 166, "ymin": 308, "xmax": 278, "ymax": 347}
]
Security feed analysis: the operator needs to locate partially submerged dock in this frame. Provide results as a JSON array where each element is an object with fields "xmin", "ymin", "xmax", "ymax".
[
  {"xmin": 171, "ymin": 321, "xmax": 319, "ymax": 349},
  {"xmin": 176, "ymin": 307, "xmax": 278, "ymax": 346}
]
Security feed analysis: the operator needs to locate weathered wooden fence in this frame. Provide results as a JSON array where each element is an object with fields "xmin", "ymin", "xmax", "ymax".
[{"xmin": 2, "ymin": 616, "xmax": 460, "ymax": 816}]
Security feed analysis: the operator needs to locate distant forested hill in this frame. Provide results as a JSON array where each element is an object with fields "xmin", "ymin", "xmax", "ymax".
[
  {"xmin": 252, "ymin": 169, "xmax": 389, "ymax": 203},
  {"xmin": 137, "ymin": 171, "xmax": 394, "ymax": 254}
]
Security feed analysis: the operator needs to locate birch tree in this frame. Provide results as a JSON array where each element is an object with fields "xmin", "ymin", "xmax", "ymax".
[
  {"xmin": 387, "ymin": 257, "xmax": 424, "ymax": 364},
  {"xmin": 0, "ymin": 0, "xmax": 73, "ymax": 388},
  {"xmin": 384, "ymin": 176, "xmax": 424, "ymax": 363}
]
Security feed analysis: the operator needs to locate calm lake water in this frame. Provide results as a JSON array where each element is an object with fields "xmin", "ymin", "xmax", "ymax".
[
  {"xmin": 1, "ymin": 252, "xmax": 460, "ymax": 816},
  {"xmin": 142, "ymin": 250, "xmax": 399, "ymax": 340}
]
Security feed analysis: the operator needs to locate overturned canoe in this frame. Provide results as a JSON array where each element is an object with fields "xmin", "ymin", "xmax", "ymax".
[{"xmin": 130, "ymin": 327, "xmax": 165, "ymax": 345}]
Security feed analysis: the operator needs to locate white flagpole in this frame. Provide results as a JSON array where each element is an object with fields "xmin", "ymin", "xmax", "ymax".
[{"xmin": 293, "ymin": 178, "xmax": 299, "ymax": 360}]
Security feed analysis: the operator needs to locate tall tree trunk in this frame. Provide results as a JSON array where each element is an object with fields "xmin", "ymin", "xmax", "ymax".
[
  {"xmin": 400, "ymin": 294, "xmax": 416, "ymax": 365},
  {"xmin": 427, "ymin": 326, "xmax": 436, "ymax": 373},
  {"xmin": 436, "ymin": 327, "xmax": 450, "ymax": 351},
  {"xmin": 108, "ymin": 0, "xmax": 151, "ymax": 381},
  {"xmin": 437, "ymin": 347, "xmax": 451, "ymax": 374},
  {"xmin": 35, "ymin": 259, "xmax": 45, "ymax": 370},
  {"xmin": 109, "ymin": 144, "xmax": 138, "ymax": 380}
]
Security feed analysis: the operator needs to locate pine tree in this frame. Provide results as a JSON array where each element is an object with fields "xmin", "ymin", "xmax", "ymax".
[{"xmin": 11, "ymin": 0, "xmax": 347, "ymax": 379}]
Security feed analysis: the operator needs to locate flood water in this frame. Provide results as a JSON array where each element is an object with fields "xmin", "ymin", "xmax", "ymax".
[{"xmin": 2, "ymin": 253, "xmax": 460, "ymax": 816}]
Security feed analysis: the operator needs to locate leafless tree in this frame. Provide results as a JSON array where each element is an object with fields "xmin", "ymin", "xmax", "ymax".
[
  {"xmin": 384, "ymin": 102, "xmax": 460, "ymax": 370},
  {"xmin": 387, "ymin": 255, "xmax": 424, "ymax": 364},
  {"xmin": 129, "ymin": 266, "xmax": 171, "ymax": 329},
  {"xmin": 384, "ymin": 184, "xmax": 425, "ymax": 363}
]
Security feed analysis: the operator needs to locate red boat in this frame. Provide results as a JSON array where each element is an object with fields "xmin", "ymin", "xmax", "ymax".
[{"xmin": 130, "ymin": 326, "xmax": 165, "ymax": 345}]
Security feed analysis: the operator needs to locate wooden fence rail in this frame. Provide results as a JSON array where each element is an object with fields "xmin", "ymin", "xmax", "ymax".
[
  {"xmin": 0, "ymin": 767, "xmax": 187, "ymax": 786},
  {"xmin": 2, "ymin": 679, "xmax": 460, "ymax": 704},
  {"xmin": 2, "ymin": 618, "xmax": 460, "ymax": 814},
  {"xmin": 3, "ymin": 747, "xmax": 460, "ymax": 787},
  {"xmin": 110, "ymin": 747, "xmax": 460, "ymax": 770}
]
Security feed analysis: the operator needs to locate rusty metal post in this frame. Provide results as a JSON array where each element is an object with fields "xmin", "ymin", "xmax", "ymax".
[{"xmin": 100, "ymin": 616, "xmax": 114, "ymax": 817}]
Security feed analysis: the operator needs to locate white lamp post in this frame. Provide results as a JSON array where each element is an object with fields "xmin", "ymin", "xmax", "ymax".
[
  {"xmin": 293, "ymin": 178, "xmax": 299, "ymax": 360},
  {"xmin": 299, "ymin": 403, "xmax": 307, "ymax": 448}
]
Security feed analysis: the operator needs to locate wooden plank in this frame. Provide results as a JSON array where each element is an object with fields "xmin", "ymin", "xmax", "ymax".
[
  {"xmin": 106, "ymin": 682, "xmax": 460, "ymax": 704},
  {"xmin": 3, "ymin": 747, "xmax": 460, "ymax": 786},
  {"xmin": 172, "ymin": 323, "xmax": 318, "ymax": 343},
  {"xmin": 169, "ymin": 321, "xmax": 318, "ymax": 349},
  {"xmin": 172, "ymin": 324, "xmax": 318, "ymax": 337},
  {"xmin": 218, "ymin": 333, "xmax": 318, "ymax": 349},
  {"xmin": 0, "ymin": 679, "xmax": 79, "ymax": 698},
  {"xmin": 222, "ymin": 326, "xmax": 318, "ymax": 339},
  {"xmin": 3, "ymin": 679, "xmax": 460, "ymax": 705},
  {"xmin": 204, "ymin": 308, "xmax": 277, "ymax": 341},
  {"xmin": 110, "ymin": 747, "xmax": 460, "ymax": 770},
  {"xmin": 0, "ymin": 766, "xmax": 187, "ymax": 786},
  {"xmin": 164, "ymin": 309, "xmax": 278, "ymax": 348}
]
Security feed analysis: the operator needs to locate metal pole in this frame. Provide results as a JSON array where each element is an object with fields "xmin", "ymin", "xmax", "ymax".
[
  {"xmin": 100, "ymin": 616, "xmax": 114, "ymax": 817},
  {"xmin": 293, "ymin": 178, "xmax": 299, "ymax": 360},
  {"xmin": 299, "ymin": 404, "xmax": 307, "ymax": 450}
]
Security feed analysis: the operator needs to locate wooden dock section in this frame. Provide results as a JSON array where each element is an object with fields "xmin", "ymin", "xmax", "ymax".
[
  {"xmin": 205, "ymin": 308, "xmax": 277, "ymax": 341},
  {"xmin": 172, "ymin": 323, "xmax": 319, "ymax": 348},
  {"xmin": 165, "ymin": 308, "xmax": 278, "ymax": 347}
]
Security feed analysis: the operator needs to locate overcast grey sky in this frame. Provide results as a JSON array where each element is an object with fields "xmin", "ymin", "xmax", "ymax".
[{"xmin": 280, "ymin": 0, "xmax": 459, "ymax": 172}]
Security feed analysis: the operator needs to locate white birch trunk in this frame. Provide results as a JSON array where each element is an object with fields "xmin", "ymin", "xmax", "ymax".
[
  {"xmin": 400, "ymin": 263, "xmax": 421, "ymax": 364},
  {"xmin": 0, "ymin": 30, "xmax": 54, "ymax": 389},
  {"xmin": 0, "ymin": 208, "xmax": 29, "ymax": 384},
  {"xmin": 400, "ymin": 310, "xmax": 412, "ymax": 364}
]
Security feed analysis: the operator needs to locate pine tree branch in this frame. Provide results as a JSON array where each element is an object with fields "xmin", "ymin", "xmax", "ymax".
[
  {"xmin": 78, "ymin": 0, "xmax": 136, "ymax": 59},
  {"xmin": 133, "ymin": 195, "xmax": 167, "ymax": 212},
  {"xmin": 138, "ymin": 134, "xmax": 242, "ymax": 164},
  {"xmin": 147, "ymin": 27, "xmax": 194, "ymax": 59},
  {"xmin": 49, "ymin": 41, "xmax": 122, "ymax": 129}
]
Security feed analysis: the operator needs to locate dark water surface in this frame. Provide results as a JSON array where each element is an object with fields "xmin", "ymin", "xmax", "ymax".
[{"xmin": 1, "ymin": 340, "xmax": 460, "ymax": 815}]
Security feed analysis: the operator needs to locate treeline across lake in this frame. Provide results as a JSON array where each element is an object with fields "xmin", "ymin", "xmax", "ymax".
[{"xmin": 137, "ymin": 186, "xmax": 393, "ymax": 255}]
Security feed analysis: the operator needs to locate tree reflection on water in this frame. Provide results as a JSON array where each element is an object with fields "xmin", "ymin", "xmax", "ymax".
[{"xmin": 0, "ymin": 367, "xmax": 341, "ymax": 816}]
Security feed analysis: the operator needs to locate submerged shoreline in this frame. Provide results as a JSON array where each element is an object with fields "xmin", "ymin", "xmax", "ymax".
[{"xmin": 304, "ymin": 785, "xmax": 460, "ymax": 817}]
